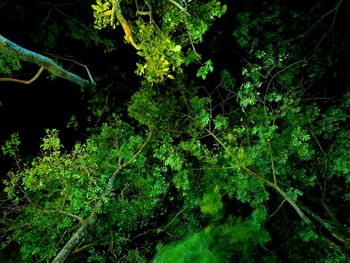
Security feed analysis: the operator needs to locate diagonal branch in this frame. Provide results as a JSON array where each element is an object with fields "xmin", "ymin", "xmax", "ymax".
[
  {"xmin": 0, "ymin": 66, "xmax": 44, "ymax": 85},
  {"xmin": 168, "ymin": 0, "xmax": 189, "ymax": 16},
  {"xmin": 111, "ymin": 0, "xmax": 140, "ymax": 50},
  {"xmin": 205, "ymin": 127, "xmax": 313, "ymax": 226},
  {"xmin": 206, "ymin": 130, "xmax": 350, "ymax": 249},
  {"xmin": 52, "ymin": 130, "xmax": 152, "ymax": 263},
  {"xmin": 0, "ymin": 34, "xmax": 96, "ymax": 88}
]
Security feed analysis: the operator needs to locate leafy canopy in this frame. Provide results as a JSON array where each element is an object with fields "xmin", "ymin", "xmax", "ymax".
[{"xmin": 1, "ymin": 0, "xmax": 350, "ymax": 262}]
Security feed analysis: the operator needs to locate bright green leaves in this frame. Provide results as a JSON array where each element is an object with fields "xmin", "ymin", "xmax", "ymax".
[
  {"xmin": 266, "ymin": 91, "xmax": 283, "ymax": 103},
  {"xmin": 1, "ymin": 132, "xmax": 20, "ymax": 158},
  {"xmin": 178, "ymin": 139, "xmax": 214, "ymax": 164},
  {"xmin": 153, "ymin": 231, "xmax": 217, "ymax": 263},
  {"xmin": 2, "ymin": 120, "xmax": 159, "ymax": 261},
  {"xmin": 162, "ymin": 0, "xmax": 226, "ymax": 42},
  {"xmin": 154, "ymin": 144, "xmax": 184, "ymax": 172},
  {"xmin": 3, "ymin": 131, "xmax": 100, "ymax": 259},
  {"xmin": 207, "ymin": 218, "xmax": 270, "ymax": 252},
  {"xmin": 290, "ymin": 126, "xmax": 314, "ymax": 160},
  {"xmin": 152, "ymin": 142, "xmax": 193, "ymax": 193},
  {"xmin": 153, "ymin": 218, "xmax": 270, "ymax": 263},
  {"xmin": 90, "ymin": 0, "xmax": 226, "ymax": 84},
  {"xmin": 208, "ymin": 0, "xmax": 227, "ymax": 19},
  {"xmin": 91, "ymin": 0, "xmax": 113, "ymax": 30},
  {"xmin": 213, "ymin": 115, "xmax": 228, "ymax": 131},
  {"xmin": 173, "ymin": 170, "xmax": 190, "ymax": 193},
  {"xmin": 173, "ymin": 44, "xmax": 182, "ymax": 52},
  {"xmin": 40, "ymin": 129, "xmax": 61, "ymax": 152},
  {"xmin": 237, "ymin": 80, "xmax": 259, "ymax": 110},
  {"xmin": 186, "ymin": 0, "xmax": 227, "ymax": 42},
  {"xmin": 286, "ymin": 187, "xmax": 303, "ymax": 202},
  {"xmin": 298, "ymin": 229, "xmax": 319, "ymax": 242},
  {"xmin": 226, "ymin": 168, "xmax": 267, "ymax": 207},
  {"xmin": 237, "ymin": 64, "xmax": 262, "ymax": 110},
  {"xmin": 196, "ymin": 59, "xmax": 214, "ymax": 80},
  {"xmin": 3, "ymin": 1, "xmax": 350, "ymax": 261},
  {"xmin": 128, "ymin": 88, "xmax": 159, "ymax": 127},
  {"xmin": 199, "ymin": 186, "xmax": 223, "ymax": 216},
  {"xmin": 135, "ymin": 27, "xmax": 182, "ymax": 83},
  {"xmin": 189, "ymin": 96, "xmax": 211, "ymax": 128}
]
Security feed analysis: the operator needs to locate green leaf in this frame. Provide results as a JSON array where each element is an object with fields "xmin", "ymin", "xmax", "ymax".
[{"xmin": 173, "ymin": 45, "xmax": 182, "ymax": 52}]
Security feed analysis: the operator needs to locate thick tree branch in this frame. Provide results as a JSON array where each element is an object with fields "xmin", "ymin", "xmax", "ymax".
[
  {"xmin": 112, "ymin": 0, "xmax": 140, "ymax": 50},
  {"xmin": 0, "ymin": 34, "xmax": 96, "ymax": 88},
  {"xmin": 52, "ymin": 130, "xmax": 152, "ymax": 263},
  {"xmin": 299, "ymin": 202, "xmax": 350, "ymax": 250}
]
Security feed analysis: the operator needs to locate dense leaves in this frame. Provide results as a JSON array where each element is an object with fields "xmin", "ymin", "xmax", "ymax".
[{"xmin": 1, "ymin": 0, "xmax": 350, "ymax": 262}]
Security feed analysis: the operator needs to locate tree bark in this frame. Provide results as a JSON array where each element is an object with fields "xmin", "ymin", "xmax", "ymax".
[
  {"xmin": 0, "ymin": 34, "xmax": 96, "ymax": 88},
  {"xmin": 52, "ymin": 130, "xmax": 152, "ymax": 263},
  {"xmin": 52, "ymin": 174, "xmax": 116, "ymax": 263}
]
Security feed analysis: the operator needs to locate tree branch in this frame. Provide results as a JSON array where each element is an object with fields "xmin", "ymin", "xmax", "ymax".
[
  {"xmin": 205, "ymin": 128, "xmax": 313, "ymax": 226},
  {"xmin": 112, "ymin": 0, "xmax": 140, "ymax": 50},
  {"xmin": 299, "ymin": 202, "xmax": 350, "ymax": 250},
  {"xmin": 52, "ymin": 130, "xmax": 152, "ymax": 263},
  {"xmin": 0, "ymin": 66, "xmax": 44, "ymax": 85},
  {"xmin": 0, "ymin": 34, "xmax": 96, "ymax": 88},
  {"xmin": 40, "ymin": 209, "xmax": 85, "ymax": 225},
  {"xmin": 168, "ymin": 0, "xmax": 189, "ymax": 16}
]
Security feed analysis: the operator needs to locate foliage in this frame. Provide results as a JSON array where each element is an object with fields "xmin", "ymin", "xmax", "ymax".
[
  {"xmin": 1, "ymin": 132, "xmax": 21, "ymax": 159},
  {"xmin": 2, "ymin": 119, "xmax": 166, "ymax": 261},
  {"xmin": 91, "ymin": 0, "xmax": 226, "ymax": 83},
  {"xmin": 0, "ymin": 54, "xmax": 21, "ymax": 75},
  {"xmin": 196, "ymin": 59, "xmax": 214, "ymax": 80},
  {"xmin": 153, "ymin": 218, "xmax": 270, "ymax": 263},
  {"xmin": 1, "ymin": 0, "xmax": 350, "ymax": 262}
]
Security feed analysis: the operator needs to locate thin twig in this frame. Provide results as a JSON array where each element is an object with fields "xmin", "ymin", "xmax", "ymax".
[
  {"xmin": 266, "ymin": 199, "xmax": 286, "ymax": 222},
  {"xmin": 161, "ymin": 207, "xmax": 187, "ymax": 231},
  {"xmin": 44, "ymin": 52, "xmax": 95, "ymax": 84},
  {"xmin": 267, "ymin": 139, "xmax": 277, "ymax": 184},
  {"xmin": 40, "ymin": 209, "xmax": 84, "ymax": 224},
  {"xmin": 0, "ymin": 66, "xmax": 44, "ymax": 85},
  {"xmin": 168, "ymin": 0, "xmax": 189, "ymax": 16},
  {"xmin": 309, "ymin": 129, "xmax": 326, "ymax": 156}
]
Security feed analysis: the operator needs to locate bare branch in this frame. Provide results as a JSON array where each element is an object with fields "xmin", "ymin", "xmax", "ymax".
[
  {"xmin": 0, "ymin": 34, "xmax": 96, "ymax": 88},
  {"xmin": 168, "ymin": 0, "xmax": 189, "ymax": 16},
  {"xmin": 0, "ymin": 66, "xmax": 44, "ymax": 85}
]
